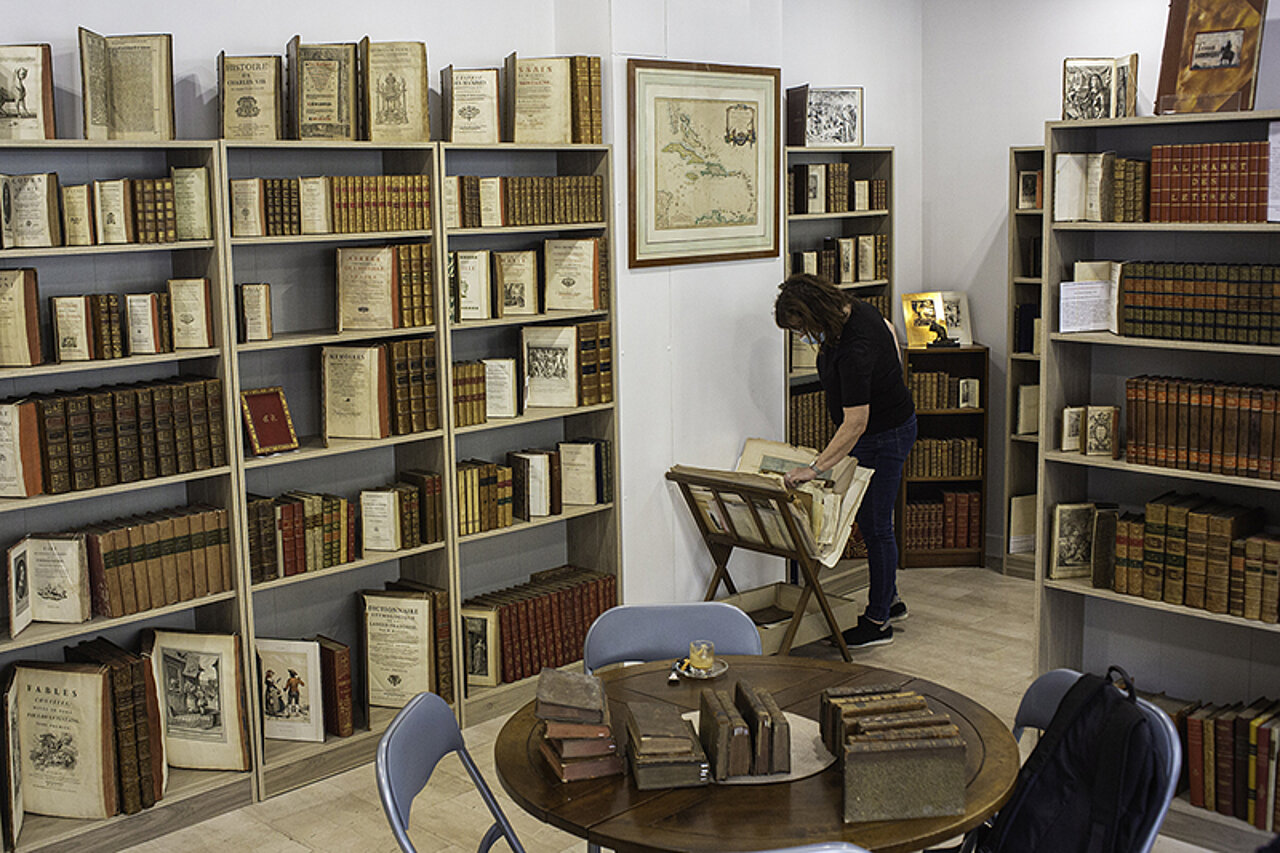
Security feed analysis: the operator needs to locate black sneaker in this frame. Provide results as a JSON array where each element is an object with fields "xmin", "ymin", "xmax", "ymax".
[
  {"xmin": 841, "ymin": 616, "xmax": 893, "ymax": 649},
  {"xmin": 889, "ymin": 600, "xmax": 908, "ymax": 622}
]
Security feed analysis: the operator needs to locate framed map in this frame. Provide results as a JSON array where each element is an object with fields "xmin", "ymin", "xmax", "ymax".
[{"xmin": 627, "ymin": 59, "xmax": 780, "ymax": 268}]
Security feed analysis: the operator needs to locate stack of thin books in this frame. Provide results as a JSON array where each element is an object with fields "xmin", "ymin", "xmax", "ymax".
[{"xmin": 534, "ymin": 668, "xmax": 623, "ymax": 782}]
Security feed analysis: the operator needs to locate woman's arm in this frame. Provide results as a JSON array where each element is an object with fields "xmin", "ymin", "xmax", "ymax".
[{"xmin": 784, "ymin": 403, "xmax": 869, "ymax": 487}]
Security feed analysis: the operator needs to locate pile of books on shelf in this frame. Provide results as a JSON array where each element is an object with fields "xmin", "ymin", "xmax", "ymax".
[
  {"xmin": 455, "ymin": 441, "xmax": 612, "ymax": 536},
  {"xmin": 820, "ymin": 684, "xmax": 964, "ymax": 822},
  {"xmin": 789, "ymin": 387, "xmax": 837, "ymax": 451},
  {"xmin": 246, "ymin": 491, "xmax": 361, "ymax": 584},
  {"xmin": 1053, "ymin": 152, "xmax": 1149, "ymax": 223},
  {"xmin": 1118, "ymin": 262, "xmax": 1280, "ymax": 344},
  {"xmin": 360, "ymin": 481, "xmax": 430, "ymax": 553},
  {"xmin": 0, "ymin": 168, "xmax": 211, "ymax": 249},
  {"xmin": 460, "ymin": 566, "xmax": 616, "ymax": 686},
  {"xmin": 907, "ymin": 371, "xmax": 980, "ymax": 410},
  {"xmin": 320, "ymin": 339, "xmax": 440, "ymax": 442},
  {"xmin": 905, "ymin": 437, "xmax": 982, "ymax": 479},
  {"xmin": 1144, "ymin": 690, "xmax": 1280, "ymax": 833},
  {"xmin": 5, "ymin": 505, "xmax": 231, "ymax": 632},
  {"xmin": 230, "ymin": 174, "xmax": 432, "ymax": 237},
  {"xmin": 904, "ymin": 492, "xmax": 980, "ymax": 552},
  {"xmin": 336, "ymin": 244, "xmax": 436, "ymax": 330},
  {"xmin": 449, "ymin": 240, "xmax": 610, "ymax": 322},
  {"xmin": 1124, "ymin": 376, "xmax": 1280, "ymax": 478},
  {"xmin": 787, "ymin": 165, "xmax": 888, "ymax": 215},
  {"xmin": 625, "ymin": 699, "xmax": 710, "ymax": 790},
  {"xmin": 256, "ymin": 634, "xmax": 356, "ymax": 743},
  {"xmin": 792, "ymin": 234, "xmax": 890, "ymax": 285},
  {"xmin": 1150, "ymin": 142, "xmax": 1271, "ymax": 223},
  {"xmin": 443, "ymin": 174, "xmax": 605, "ymax": 228},
  {"xmin": 0, "ymin": 377, "xmax": 227, "ymax": 498},
  {"xmin": 534, "ymin": 668, "xmax": 623, "ymax": 782}
]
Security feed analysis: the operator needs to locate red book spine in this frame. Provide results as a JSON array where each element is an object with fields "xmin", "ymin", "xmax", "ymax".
[
  {"xmin": 969, "ymin": 490, "xmax": 982, "ymax": 551},
  {"xmin": 1188, "ymin": 715, "xmax": 1205, "ymax": 808},
  {"xmin": 943, "ymin": 492, "xmax": 957, "ymax": 549},
  {"xmin": 499, "ymin": 601, "xmax": 516, "ymax": 684},
  {"xmin": 1216, "ymin": 716, "xmax": 1236, "ymax": 816}
]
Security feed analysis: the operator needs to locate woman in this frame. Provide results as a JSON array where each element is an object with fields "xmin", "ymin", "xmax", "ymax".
[{"xmin": 775, "ymin": 273, "xmax": 916, "ymax": 648}]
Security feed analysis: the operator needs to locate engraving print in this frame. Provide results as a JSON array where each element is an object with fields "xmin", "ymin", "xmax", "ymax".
[
  {"xmin": 161, "ymin": 647, "xmax": 227, "ymax": 743},
  {"xmin": 464, "ymin": 615, "xmax": 489, "ymax": 678},
  {"xmin": 805, "ymin": 88, "xmax": 861, "ymax": 145},
  {"xmin": 1062, "ymin": 60, "xmax": 1113, "ymax": 120},
  {"xmin": 1053, "ymin": 504, "xmax": 1095, "ymax": 575},
  {"xmin": 652, "ymin": 97, "xmax": 758, "ymax": 231},
  {"xmin": 1191, "ymin": 29, "xmax": 1245, "ymax": 69},
  {"xmin": 527, "ymin": 345, "xmax": 569, "ymax": 381},
  {"xmin": 375, "ymin": 71, "xmax": 408, "ymax": 127}
]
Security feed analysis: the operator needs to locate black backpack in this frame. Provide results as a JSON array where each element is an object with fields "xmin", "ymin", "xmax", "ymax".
[{"xmin": 976, "ymin": 666, "xmax": 1165, "ymax": 853}]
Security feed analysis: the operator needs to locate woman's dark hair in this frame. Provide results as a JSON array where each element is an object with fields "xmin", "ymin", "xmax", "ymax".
[{"xmin": 774, "ymin": 273, "xmax": 851, "ymax": 347}]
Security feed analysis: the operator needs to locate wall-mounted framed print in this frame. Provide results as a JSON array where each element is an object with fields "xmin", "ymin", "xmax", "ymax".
[
  {"xmin": 627, "ymin": 58, "xmax": 780, "ymax": 268},
  {"xmin": 239, "ymin": 386, "xmax": 299, "ymax": 455}
]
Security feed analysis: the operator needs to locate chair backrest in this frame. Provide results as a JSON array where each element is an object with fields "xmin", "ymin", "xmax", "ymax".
[
  {"xmin": 582, "ymin": 601, "xmax": 762, "ymax": 674},
  {"xmin": 1009, "ymin": 668, "xmax": 1180, "ymax": 853},
  {"xmin": 375, "ymin": 691, "xmax": 525, "ymax": 853}
]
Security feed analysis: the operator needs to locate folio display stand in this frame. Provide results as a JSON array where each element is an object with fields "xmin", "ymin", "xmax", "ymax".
[{"xmin": 665, "ymin": 467, "xmax": 852, "ymax": 661}]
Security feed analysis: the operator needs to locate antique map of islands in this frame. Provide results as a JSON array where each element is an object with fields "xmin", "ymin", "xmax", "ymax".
[{"xmin": 653, "ymin": 97, "xmax": 759, "ymax": 231}]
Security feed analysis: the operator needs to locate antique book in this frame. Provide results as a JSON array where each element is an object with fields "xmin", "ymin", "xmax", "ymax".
[
  {"xmin": 733, "ymin": 681, "xmax": 774, "ymax": 774},
  {"xmin": 505, "ymin": 53, "xmax": 572, "ymax": 143},
  {"xmin": 63, "ymin": 639, "xmax": 141, "ymax": 814},
  {"xmin": 286, "ymin": 37, "xmax": 357, "ymax": 140},
  {"xmin": 0, "ymin": 399, "xmax": 42, "ymax": 498},
  {"xmin": 92, "ymin": 177, "xmax": 133, "ymax": 244},
  {"xmin": 217, "ymin": 53, "xmax": 284, "ymax": 140},
  {"xmin": 298, "ymin": 176, "xmax": 333, "ymax": 233},
  {"xmin": 322, "ymin": 345, "xmax": 391, "ymax": 440},
  {"xmin": 239, "ymin": 386, "xmax": 299, "ymax": 455},
  {"xmin": 626, "ymin": 700, "xmax": 693, "ymax": 754},
  {"xmin": 0, "ymin": 269, "xmax": 41, "ymax": 367},
  {"xmin": 844, "ymin": 736, "xmax": 965, "ymax": 822},
  {"xmin": 142, "ymin": 629, "xmax": 250, "ymax": 771},
  {"xmin": 361, "ymin": 488, "xmax": 402, "ymax": 551},
  {"xmin": 359, "ymin": 39, "xmax": 429, "ymax": 142},
  {"xmin": 544, "ymin": 238, "xmax": 600, "ymax": 311},
  {"xmin": 699, "ymin": 688, "xmax": 752, "ymax": 780},
  {"xmin": 237, "ymin": 282, "xmax": 273, "ymax": 342},
  {"xmin": 1062, "ymin": 56, "xmax": 1139, "ymax": 120},
  {"xmin": 257, "ymin": 638, "xmax": 324, "ymax": 743},
  {"xmin": 538, "ymin": 738, "xmax": 624, "ymax": 782},
  {"xmin": 14, "ymin": 662, "xmax": 117, "ymax": 819},
  {"xmin": 362, "ymin": 589, "xmax": 433, "ymax": 708},
  {"xmin": 452, "ymin": 250, "xmax": 492, "ymax": 321},
  {"xmin": 8, "ymin": 534, "xmax": 90, "ymax": 633},
  {"xmin": 337, "ymin": 246, "xmax": 400, "ymax": 330},
  {"xmin": 313, "ymin": 634, "xmax": 354, "ymax": 737},
  {"xmin": 1084, "ymin": 405, "xmax": 1119, "ymax": 457},
  {"xmin": 61, "ymin": 183, "xmax": 95, "ymax": 246},
  {"xmin": 523, "ymin": 325, "xmax": 579, "ymax": 408},
  {"xmin": 384, "ymin": 577, "xmax": 453, "ymax": 703},
  {"xmin": 535, "ymin": 668, "xmax": 605, "ymax": 723},
  {"xmin": 1091, "ymin": 503, "xmax": 1121, "ymax": 590},
  {"xmin": 1050, "ymin": 502, "xmax": 1095, "ymax": 579},
  {"xmin": 785, "ymin": 84, "xmax": 863, "ymax": 146},
  {"xmin": 1156, "ymin": 0, "xmax": 1268, "ymax": 114},
  {"xmin": 558, "ymin": 441, "xmax": 598, "ymax": 505},
  {"xmin": 494, "ymin": 250, "xmax": 539, "ymax": 316},
  {"xmin": 2, "ymin": 673, "xmax": 22, "ymax": 845},
  {"xmin": 627, "ymin": 719, "xmax": 710, "ymax": 790},
  {"xmin": 51, "ymin": 296, "xmax": 93, "ymax": 362},
  {"xmin": 170, "ymin": 166, "xmax": 212, "ymax": 241},
  {"xmin": 0, "ymin": 44, "xmax": 55, "ymax": 140},
  {"xmin": 1016, "ymin": 384, "xmax": 1040, "ymax": 435},
  {"xmin": 229, "ymin": 177, "xmax": 266, "ymax": 237},
  {"xmin": 442, "ymin": 66, "xmax": 500, "ymax": 143},
  {"xmin": 483, "ymin": 358, "xmax": 518, "ymax": 419},
  {"xmin": 1061, "ymin": 406, "xmax": 1085, "ymax": 452},
  {"xmin": 166, "ymin": 278, "xmax": 214, "ymax": 349},
  {"xmin": 78, "ymin": 29, "xmax": 174, "ymax": 140},
  {"xmin": 5, "ymin": 173, "xmax": 61, "ymax": 247}
]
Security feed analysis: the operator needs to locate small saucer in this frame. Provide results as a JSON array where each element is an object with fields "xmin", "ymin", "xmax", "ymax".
[{"xmin": 676, "ymin": 658, "xmax": 729, "ymax": 680}]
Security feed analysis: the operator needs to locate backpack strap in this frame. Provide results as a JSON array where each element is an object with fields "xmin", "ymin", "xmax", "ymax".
[
  {"xmin": 1085, "ymin": 690, "xmax": 1146, "ymax": 853},
  {"xmin": 1020, "ymin": 672, "xmax": 1107, "ymax": 777}
]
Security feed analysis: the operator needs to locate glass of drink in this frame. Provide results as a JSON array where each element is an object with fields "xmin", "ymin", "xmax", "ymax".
[{"xmin": 688, "ymin": 639, "xmax": 715, "ymax": 671}]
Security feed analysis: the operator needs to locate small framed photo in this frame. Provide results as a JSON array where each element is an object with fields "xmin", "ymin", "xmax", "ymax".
[
  {"xmin": 460, "ymin": 606, "xmax": 500, "ymax": 688},
  {"xmin": 239, "ymin": 386, "xmax": 299, "ymax": 455},
  {"xmin": 256, "ymin": 638, "xmax": 324, "ymax": 743},
  {"xmin": 1017, "ymin": 170, "xmax": 1042, "ymax": 210}
]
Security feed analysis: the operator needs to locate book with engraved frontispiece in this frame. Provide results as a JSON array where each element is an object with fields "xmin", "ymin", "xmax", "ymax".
[
  {"xmin": 256, "ymin": 637, "xmax": 324, "ymax": 743},
  {"xmin": 78, "ymin": 29, "xmax": 174, "ymax": 141},
  {"xmin": 166, "ymin": 278, "xmax": 214, "ymax": 349},
  {"xmin": 359, "ymin": 39, "xmax": 429, "ymax": 143},
  {"xmin": 287, "ymin": 36, "xmax": 357, "ymax": 140},
  {"xmin": 240, "ymin": 387, "xmax": 299, "ymax": 455},
  {"xmin": 0, "ymin": 44, "xmax": 56, "ymax": 140},
  {"xmin": 218, "ymin": 53, "xmax": 284, "ymax": 140}
]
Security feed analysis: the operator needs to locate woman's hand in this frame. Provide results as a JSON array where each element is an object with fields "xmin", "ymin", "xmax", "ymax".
[{"xmin": 783, "ymin": 465, "xmax": 817, "ymax": 489}]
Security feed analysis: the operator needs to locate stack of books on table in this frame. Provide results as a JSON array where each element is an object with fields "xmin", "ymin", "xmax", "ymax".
[
  {"xmin": 534, "ymin": 668, "xmax": 623, "ymax": 782},
  {"xmin": 623, "ymin": 700, "xmax": 709, "ymax": 790}
]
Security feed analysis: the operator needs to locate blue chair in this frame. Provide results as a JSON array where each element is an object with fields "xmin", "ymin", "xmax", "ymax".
[
  {"xmin": 933, "ymin": 668, "xmax": 1180, "ymax": 853},
  {"xmin": 376, "ymin": 691, "xmax": 526, "ymax": 853},
  {"xmin": 582, "ymin": 601, "xmax": 763, "ymax": 674}
]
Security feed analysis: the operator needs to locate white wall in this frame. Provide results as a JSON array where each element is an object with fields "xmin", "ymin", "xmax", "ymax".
[{"xmin": 920, "ymin": 0, "xmax": 1280, "ymax": 558}]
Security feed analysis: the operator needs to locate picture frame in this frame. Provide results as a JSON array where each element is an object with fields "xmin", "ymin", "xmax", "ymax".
[
  {"xmin": 239, "ymin": 386, "xmax": 299, "ymax": 455},
  {"xmin": 627, "ymin": 58, "xmax": 780, "ymax": 268},
  {"xmin": 1016, "ymin": 170, "xmax": 1042, "ymax": 210},
  {"xmin": 938, "ymin": 291, "xmax": 974, "ymax": 346},
  {"xmin": 1156, "ymin": 0, "xmax": 1267, "ymax": 114},
  {"xmin": 256, "ymin": 638, "xmax": 324, "ymax": 743},
  {"xmin": 1050, "ymin": 502, "xmax": 1096, "ymax": 580},
  {"xmin": 460, "ymin": 606, "xmax": 500, "ymax": 688}
]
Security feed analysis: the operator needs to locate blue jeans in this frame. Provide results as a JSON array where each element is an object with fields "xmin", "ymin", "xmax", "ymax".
[{"xmin": 852, "ymin": 415, "xmax": 917, "ymax": 623}]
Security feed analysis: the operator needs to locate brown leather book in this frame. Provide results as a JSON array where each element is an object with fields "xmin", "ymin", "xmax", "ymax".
[
  {"xmin": 168, "ymin": 381, "xmax": 194, "ymax": 474},
  {"xmin": 1175, "ymin": 380, "xmax": 1190, "ymax": 468},
  {"xmin": 133, "ymin": 386, "xmax": 157, "ymax": 480},
  {"xmin": 536, "ymin": 668, "xmax": 605, "ymax": 724},
  {"xmin": 65, "ymin": 392, "xmax": 96, "ymax": 491},
  {"xmin": 204, "ymin": 378, "xmax": 226, "ymax": 468},
  {"xmin": 186, "ymin": 379, "xmax": 210, "ymax": 471},
  {"xmin": 1215, "ymin": 703, "xmax": 1244, "ymax": 816},
  {"xmin": 1210, "ymin": 384, "xmax": 1227, "ymax": 473},
  {"xmin": 1228, "ymin": 539, "xmax": 1247, "ymax": 617},
  {"xmin": 64, "ymin": 638, "xmax": 142, "ymax": 814},
  {"xmin": 314, "ymin": 634, "xmax": 354, "ymax": 737},
  {"xmin": 1248, "ymin": 388, "xmax": 1263, "ymax": 478},
  {"xmin": 1143, "ymin": 491, "xmax": 1180, "ymax": 601}
]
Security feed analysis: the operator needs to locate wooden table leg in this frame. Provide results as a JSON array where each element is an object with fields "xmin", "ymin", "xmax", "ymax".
[{"xmin": 701, "ymin": 543, "xmax": 738, "ymax": 601}]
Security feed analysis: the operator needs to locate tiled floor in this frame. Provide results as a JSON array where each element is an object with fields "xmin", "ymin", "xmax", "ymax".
[{"xmin": 127, "ymin": 568, "xmax": 1215, "ymax": 852}]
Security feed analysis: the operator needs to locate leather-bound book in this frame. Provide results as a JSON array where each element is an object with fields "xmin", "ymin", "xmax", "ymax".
[
  {"xmin": 538, "ymin": 738, "xmax": 624, "ymax": 782},
  {"xmin": 186, "ymin": 379, "xmax": 210, "ymax": 471},
  {"xmin": 64, "ymin": 638, "xmax": 141, "ymax": 814},
  {"xmin": 535, "ymin": 668, "xmax": 605, "ymax": 724},
  {"xmin": 64, "ymin": 392, "xmax": 96, "ymax": 491},
  {"xmin": 169, "ymin": 381, "xmax": 193, "ymax": 474},
  {"xmin": 314, "ymin": 634, "xmax": 354, "ymax": 737},
  {"xmin": 150, "ymin": 383, "xmax": 177, "ymax": 478},
  {"xmin": 88, "ymin": 389, "xmax": 117, "ymax": 488},
  {"xmin": 1216, "ymin": 703, "xmax": 1244, "ymax": 816},
  {"xmin": 624, "ymin": 700, "xmax": 697, "ymax": 756},
  {"xmin": 204, "ymin": 378, "xmax": 226, "ymax": 468}
]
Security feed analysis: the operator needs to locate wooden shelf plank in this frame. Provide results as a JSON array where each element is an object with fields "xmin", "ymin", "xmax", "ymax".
[
  {"xmin": 905, "ymin": 475, "xmax": 983, "ymax": 483},
  {"xmin": 1010, "ymin": 352, "xmax": 1040, "ymax": 361},
  {"xmin": 1050, "ymin": 331, "xmax": 1280, "ymax": 356},
  {"xmin": 0, "ymin": 591, "xmax": 236, "ymax": 656},
  {"xmin": 442, "ymin": 142, "xmax": 611, "ymax": 152},
  {"xmin": 459, "ymin": 503, "xmax": 613, "ymax": 544},
  {"xmin": 1043, "ymin": 449, "xmax": 1280, "ymax": 492},
  {"xmin": 243, "ymin": 432, "xmax": 443, "ymax": 470},
  {"xmin": 1011, "ymin": 434, "xmax": 1039, "ymax": 444},
  {"xmin": 786, "ymin": 209, "xmax": 888, "ymax": 221},
  {"xmin": 0, "ymin": 349, "xmax": 218, "ymax": 382},
  {"xmin": 260, "ymin": 707, "xmax": 403, "ymax": 798},
  {"xmin": 236, "ymin": 326, "xmax": 436, "ymax": 353},
  {"xmin": 1162, "ymin": 795, "xmax": 1273, "ymax": 849},
  {"xmin": 1053, "ymin": 221, "xmax": 1280, "ymax": 233},
  {"xmin": 250, "ymin": 542, "xmax": 446, "ymax": 593},
  {"xmin": 231, "ymin": 229, "xmax": 430, "ymax": 247},
  {"xmin": 454, "ymin": 403, "xmax": 613, "ymax": 435},
  {"xmin": 0, "ymin": 467, "xmax": 231, "ymax": 516},
  {"xmin": 1015, "ymin": 208, "xmax": 1044, "ymax": 215},
  {"xmin": 1044, "ymin": 576, "xmax": 1280, "ymax": 635},
  {"xmin": 0, "ymin": 240, "xmax": 215, "ymax": 260},
  {"xmin": 447, "ymin": 222, "xmax": 605, "ymax": 237},
  {"xmin": 1012, "ymin": 277, "xmax": 1041, "ymax": 284},
  {"xmin": 451, "ymin": 309, "xmax": 608, "ymax": 332}
]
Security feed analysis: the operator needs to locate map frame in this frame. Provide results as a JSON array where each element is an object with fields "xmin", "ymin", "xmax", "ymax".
[{"xmin": 627, "ymin": 59, "xmax": 780, "ymax": 268}]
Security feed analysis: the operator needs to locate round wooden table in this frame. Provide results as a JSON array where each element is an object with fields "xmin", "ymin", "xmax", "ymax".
[{"xmin": 494, "ymin": 656, "xmax": 1020, "ymax": 853}]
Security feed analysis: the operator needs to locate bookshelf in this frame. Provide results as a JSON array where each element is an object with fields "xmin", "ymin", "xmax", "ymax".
[
  {"xmin": 1037, "ymin": 111, "xmax": 1280, "ymax": 851},
  {"xmin": 438, "ymin": 142, "xmax": 620, "ymax": 723},
  {"xmin": 0, "ymin": 140, "xmax": 254, "ymax": 849},
  {"xmin": 783, "ymin": 146, "xmax": 893, "ymax": 572},
  {"xmin": 1001, "ymin": 146, "xmax": 1045, "ymax": 580},
  {"xmin": 897, "ymin": 344, "xmax": 989, "ymax": 569}
]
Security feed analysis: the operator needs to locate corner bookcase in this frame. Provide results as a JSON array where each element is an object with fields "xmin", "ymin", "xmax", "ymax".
[
  {"xmin": 1001, "ymin": 146, "xmax": 1045, "ymax": 580},
  {"xmin": 1037, "ymin": 111, "xmax": 1280, "ymax": 850},
  {"xmin": 0, "ymin": 139, "xmax": 620, "ymax": 849},
  {"xmin": 782, "ymin": 146, "xmax": 892, "ymax": 591}
]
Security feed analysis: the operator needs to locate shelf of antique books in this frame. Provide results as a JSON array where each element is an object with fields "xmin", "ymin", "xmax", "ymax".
[
  {"xmin": 1049, "ymin": 332, "xmax": 1280, "ymax": 357},
  {"xmin": 1054, "ymin": 221, "xmax": 1280, "ymax": 233}
]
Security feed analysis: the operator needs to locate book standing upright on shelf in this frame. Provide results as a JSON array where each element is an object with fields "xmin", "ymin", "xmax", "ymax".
[
  {"xmin": 358, "ymin": 39, "xmax": 429, "ymax": 142},
  {"xmin": 286, "ymin": 36, "xmax": 357, "ymax": 140},
  {"xmin": 78, "ymin": 29, "xmax": 175, "ymax": 140},
  {"xmin": 218, "ymin": 53, "xmax": 285, "ymax": 140},
  {"xmin": 0, "ymin": 45, "xmax": 56, "ymax": 140}
]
